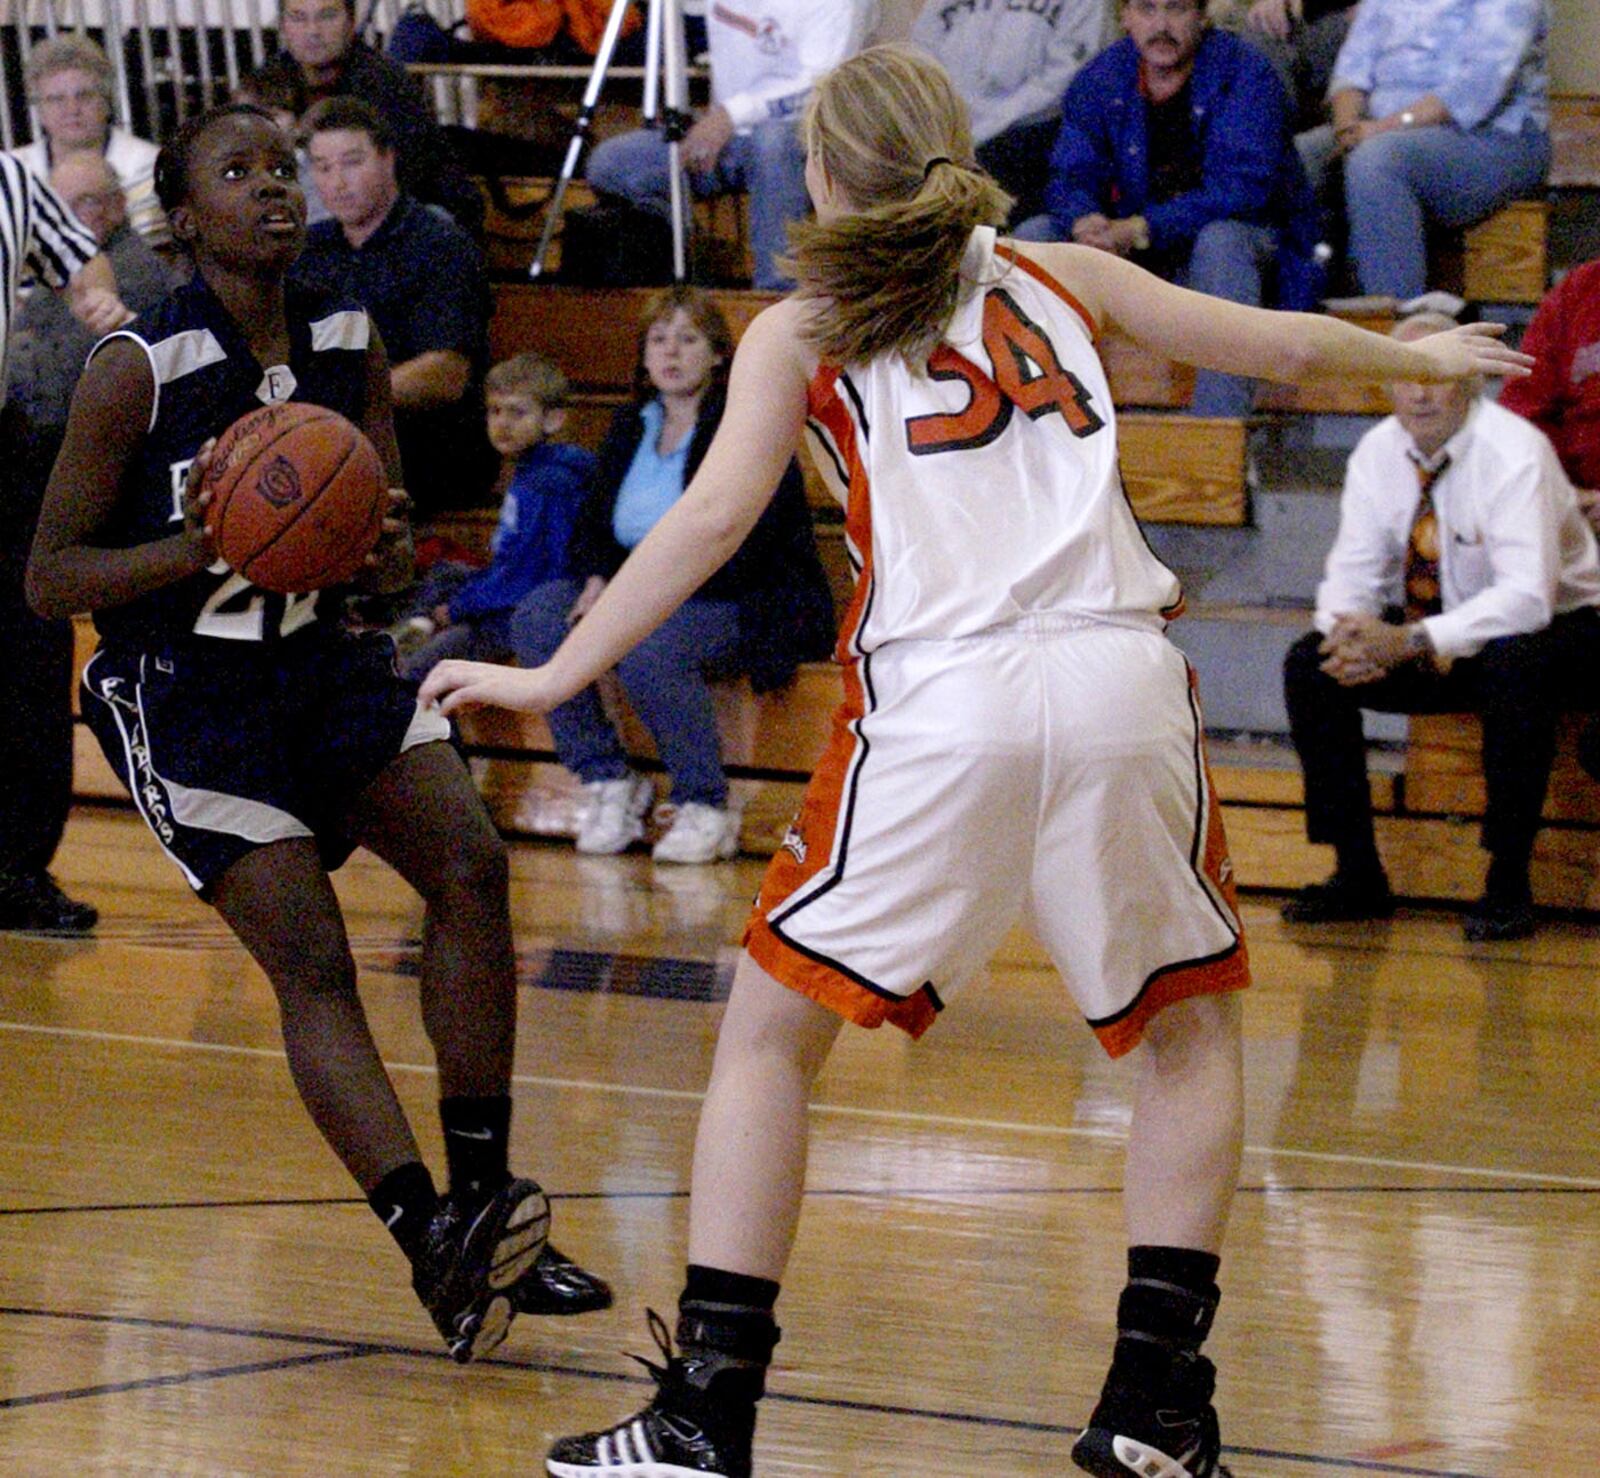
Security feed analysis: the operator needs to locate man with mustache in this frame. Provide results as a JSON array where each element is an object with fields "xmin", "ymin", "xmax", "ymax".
[{"xmin": 1017, "ymin": 0, "xmax": 1321, "ymax": 419}]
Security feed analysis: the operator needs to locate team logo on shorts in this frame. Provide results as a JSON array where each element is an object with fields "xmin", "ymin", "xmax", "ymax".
[
  {"xmin": 256, "ymin": 454, "xmax": 304, "ymax": 509},
  {"xmin": 781, "ymin": 824, "xmax": 807, "ymax": 864}
]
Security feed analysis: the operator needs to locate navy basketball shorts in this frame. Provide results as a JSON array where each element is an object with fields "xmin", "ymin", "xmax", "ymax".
[{"xmin": 81, "ymin": 631, "xmax": 451, "ymax": 896}]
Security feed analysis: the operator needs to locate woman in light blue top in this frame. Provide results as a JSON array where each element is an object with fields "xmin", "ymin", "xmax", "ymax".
[{"xmin": 511, "ymin": 287, "xmax": 834, "ymax": 864}]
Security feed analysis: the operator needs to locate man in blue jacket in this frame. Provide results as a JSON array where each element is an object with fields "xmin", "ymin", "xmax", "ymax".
[{"xmin": 1017, "ymin": 0, "xmax": 1323, "ymax": 417}]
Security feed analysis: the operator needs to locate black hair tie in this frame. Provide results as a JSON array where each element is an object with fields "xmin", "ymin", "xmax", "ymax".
[{"xmin": 922, "ymin": 156, "xmax": 953, "ymax": 181}]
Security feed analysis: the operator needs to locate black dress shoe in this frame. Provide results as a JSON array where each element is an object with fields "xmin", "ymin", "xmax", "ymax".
[
  {"xmin": 1463, "ymin": 894, "xmax": 1536, "ymax": 943},
  {"xmin": 0, "ymin": 872, "xmax": 97, "ymax": 932},
  {"xmin": 512, "ymin": 1244, "xmax": 613, "ymax": 1316},
  {"xmin": 1281, "ymin": 873, "xmax": 1394, "ymax": 924}
]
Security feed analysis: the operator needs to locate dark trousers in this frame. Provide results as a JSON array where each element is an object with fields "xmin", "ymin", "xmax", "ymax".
[
  {"xmin": 0, "ymin": 505, "xmax": 74, "ymax": 877},
  {"xmin": 1283, "ymin": 609, "xmax": 1600, "ymax": 867}
]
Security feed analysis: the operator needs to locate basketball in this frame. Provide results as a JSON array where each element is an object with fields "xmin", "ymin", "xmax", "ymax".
[{"xmin": 202, "ymin": 402, "xmax": 388, "ymax": 593}]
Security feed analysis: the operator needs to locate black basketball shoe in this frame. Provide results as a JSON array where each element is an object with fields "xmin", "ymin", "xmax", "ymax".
[
  {"xmin": 412, "ymin": 1178, "xmax": 550, "ymax": 1363},
  {"xmin": 0, "ymin": 871, "xmax": 97, "ymax": 933},
  {"xmin": 1072, "ymin": 1352, "xmax": 1233, "ymax": 1478},
  {"xmin": 545, "ymin": 1311, "xmax": 753, "ymax": 1478},
  {"xmin": 513, "ymin": 1244, "xmax": 614, "ymax": 1316}
]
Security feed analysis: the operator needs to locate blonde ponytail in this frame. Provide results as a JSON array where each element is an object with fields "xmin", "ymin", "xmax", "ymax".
[{"xmin": 785, "ymin": 45, "xmax": 1013, "ymax": 367}]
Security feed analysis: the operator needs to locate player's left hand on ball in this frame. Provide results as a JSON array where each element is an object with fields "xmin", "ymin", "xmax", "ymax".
[{"xmin": 419, "ymin": 659, "xmax": 564, "ymax": 716}]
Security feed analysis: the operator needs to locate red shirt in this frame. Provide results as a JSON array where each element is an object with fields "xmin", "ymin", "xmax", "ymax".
[{"xmin": 1501, "ymin": 259, "xmax": 1600, "ymax": 491}]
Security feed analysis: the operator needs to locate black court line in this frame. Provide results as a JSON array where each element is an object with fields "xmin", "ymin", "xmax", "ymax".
[
  {"xmin": 0, "ymin": 1308, "xmax": 1490, "ymax": 1477},
  {"xmin": 2, "ymin": 1181, "xmax": 1593, "ymax": 1220},
  {"xmin": 0, "ymin": 1346, "xmax": 375, "ymax": 1410}
]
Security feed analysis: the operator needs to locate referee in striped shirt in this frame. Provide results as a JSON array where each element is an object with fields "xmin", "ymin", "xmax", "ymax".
[{"xmin": 0, "ymin": 151, "xmax": 129, "ymax": 932}]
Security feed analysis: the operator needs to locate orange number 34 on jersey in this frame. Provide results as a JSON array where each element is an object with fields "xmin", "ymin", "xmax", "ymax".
[{"xmin": 905, "ymin": 286, "xmax": 1105, "ymax": 456}]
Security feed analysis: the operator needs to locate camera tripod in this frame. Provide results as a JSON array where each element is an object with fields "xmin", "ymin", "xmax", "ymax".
[{"xmin": 528, "ymin": 0, "xmax": 694, "ymax": 281}]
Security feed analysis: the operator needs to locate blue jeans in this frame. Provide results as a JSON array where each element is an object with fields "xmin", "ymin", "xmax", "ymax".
[
  {"xmin": 1308, "ymin": 122, "xmax": 1551, "ymax": 299},
  {"xmin": 585, "ymin": 120, "xmax": 809, "ymax": 290},
  {"xmin": 512, "ymin": 578, "xmax": 743, "ymax": 806},
  {"xmin": 1009, "ymin": 215, "xmax": 1273, "ymax": 417},
  {"xmin": 398, "ymin": 612, "xmax": 514, "ymax": 683},
  {"xmin": 1181, "ymin": 219, "xmax": 1278, "ymax": 417}
]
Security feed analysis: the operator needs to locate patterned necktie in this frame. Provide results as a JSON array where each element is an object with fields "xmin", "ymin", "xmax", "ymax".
[{"xmin": 1404, "ymin": 453, "xmax": 1451, "ymax": 622}]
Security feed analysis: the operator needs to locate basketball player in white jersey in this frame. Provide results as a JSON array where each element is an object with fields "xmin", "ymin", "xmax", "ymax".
[{"xmin": 421, "ymin": 46, "xmax": 1529, "ymax": 1478}]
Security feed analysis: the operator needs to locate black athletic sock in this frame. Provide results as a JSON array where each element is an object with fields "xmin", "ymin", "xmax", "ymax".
[
  {"xmin": 368, "ymin": 1160, "xmax": 439, "ymax": 1264},
  {"xmin": 1105, "ymin": 1245, "xmax": 1222, "ymax": 1391},
  {"xmin": 439, "ymin": 1094, "xmax": 513, "ymax": 1205},
  {"xmin": 1333, "ymin": 847, "xmax": 1387, "ymax": 889},
  {"xmin": 1484, "ymin": 853, "xmax": 1532, "ymax": 904},
  {"xmin": 673, "ymin": 1265, "xmax": 782, "ymax": 1451}
]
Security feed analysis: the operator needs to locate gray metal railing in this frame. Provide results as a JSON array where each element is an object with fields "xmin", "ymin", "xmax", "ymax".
[{"xmin": 0, "ymin": 0, "xmax": 471, "ymax": 150}]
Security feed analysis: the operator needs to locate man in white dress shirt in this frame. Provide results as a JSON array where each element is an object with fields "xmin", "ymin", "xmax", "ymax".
[{"xmin": 1281, "ymin": 312, "xmax": 1600, "ymax": 941}]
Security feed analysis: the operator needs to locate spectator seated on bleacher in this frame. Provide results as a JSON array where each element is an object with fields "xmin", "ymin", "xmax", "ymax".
[
  {"xmin": 1015, "ymin": 0, "xmax": 1324, "ymax": 418},
  {"xmin": 9, "ymin": 35, "xmax": 168, "ymax": 251},
  {"xmin": 233, "ymin": 66, "xmax": 331, "ymax": 226},
  {"xmin": 909, "ymin": 0, "xmax": 1112, "ymax": 228},
  {"xmin": 253, "ymin": 0, "xmax": 483, "ymax": 235},
  {"xmin": 294, "ymin": 98, "xmax": 498, "ymax": 516},
  {"xmin": 1301, "ymin": 0, "xmax": 1550, "ymax": 301},
  {"xmin": 4, "ymin": 150, "xmax": 172, "ymax": 491},
  {"xmin": 393, "ymin": 351, "xmax": 596, "ymax": 680},
  {"xmin": 511, "ymin": 287, "xmax": 834, "ymax": 864},
  {"xmin": 1281, "ymin": 312, "xmax": 1600, "ymax": 944},
  {"xmin": 1500, "ymin": 255, "xmax": 1600, "ymax": 536},
  {"xmin": 1209, "ymin": 0, "xmax": 1353, "ymax": 133},
  {"xmin": 584, "ymin": 0, "xmax": 875, "ymax": 291}
]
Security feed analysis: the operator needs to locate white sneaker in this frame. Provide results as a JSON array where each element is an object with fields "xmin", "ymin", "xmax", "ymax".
[
  {"xmin": 651, "ymin": 802, "xmax": 740, "ymax": 865},
  {"xmin": 575, "ymin": 775, "xmax": 653, "ymax": 855}
]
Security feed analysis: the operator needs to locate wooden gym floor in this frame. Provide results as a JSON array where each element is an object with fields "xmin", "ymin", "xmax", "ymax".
[{"xmin": 2, "ymin": 806, "xmax": 1598, "ymax": 1476}]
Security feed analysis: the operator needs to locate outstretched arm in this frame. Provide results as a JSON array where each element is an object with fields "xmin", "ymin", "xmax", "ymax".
[
  {"xmin": 1012, "ymin": 241, "xmax": 1534, "ymax": 386},
  {"xmin": 420, "ymin": 301, "xmax": 814, "ymax": 716}
]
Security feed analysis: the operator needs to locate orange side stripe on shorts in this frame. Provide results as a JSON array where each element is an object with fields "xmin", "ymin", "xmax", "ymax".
[
  {"xmin": 744, "ymin": 916, "xmax": 940, "ymax": 1038},
  {"xmin": 1093, "ymin": 942, "xmax": 1251, "ymax": 1059},
  {"xmin": 745, "ymin": 371, "xmax": 945, "ymax": 1035},
  {"xmin": 1093, "ymin": 714, "xmax": 1252, "ymax": 1057}
]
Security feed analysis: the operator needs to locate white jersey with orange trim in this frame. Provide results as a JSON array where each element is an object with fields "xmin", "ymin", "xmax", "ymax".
[{"xmin": 802, "ymin": 226, "xmax": 1183, "ymax": 657}]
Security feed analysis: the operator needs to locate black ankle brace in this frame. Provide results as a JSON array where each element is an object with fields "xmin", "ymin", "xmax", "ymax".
[{"xmin": 675, "ymin": 1298, "xmax": 781, "ymax": 1403}]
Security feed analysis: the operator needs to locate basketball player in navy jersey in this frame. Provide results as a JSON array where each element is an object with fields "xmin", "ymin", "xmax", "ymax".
[
  {"xmin": 423, "ymin": 48, "xmax": 1531, "ymax": 1478},
  {"xmin": 26, "ymin": 104, "xmax": 609, "ymax": 1362}
]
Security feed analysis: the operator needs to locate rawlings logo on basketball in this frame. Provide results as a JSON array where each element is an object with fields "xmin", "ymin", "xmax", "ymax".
[{"xmin": 254, "ymin": 454, "xmax": 304, "ymax": 509}]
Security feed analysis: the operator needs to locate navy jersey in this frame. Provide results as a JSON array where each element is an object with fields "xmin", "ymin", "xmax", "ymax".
[{"xmin": 90, "ymin": 273, "xmax": 374, "ymax": 649}]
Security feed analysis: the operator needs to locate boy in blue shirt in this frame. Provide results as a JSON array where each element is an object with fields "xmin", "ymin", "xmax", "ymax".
[{"xmin": 397, "ymin": 351, "xmax": 595, "ymax": 680}]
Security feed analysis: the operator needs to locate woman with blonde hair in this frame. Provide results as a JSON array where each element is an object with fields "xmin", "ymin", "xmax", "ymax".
[
  {"xmin": 422, "ymin": 44, "xmax": 1528, "ymax": 1478},
  {"xmin": 11, "ymin": 34, "xmax": 167, "ymax": 247}
]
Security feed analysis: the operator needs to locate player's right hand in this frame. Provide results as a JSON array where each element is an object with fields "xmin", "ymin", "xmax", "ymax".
[
  {"xmin": 1414, "ymin": 322, "xmax": 1535, "ymax": 382},
  {"xmin": 183, "ymin": 438, "xmax": 220, "ymax": 568}
]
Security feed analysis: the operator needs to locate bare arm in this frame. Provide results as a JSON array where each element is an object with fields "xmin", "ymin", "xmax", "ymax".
[
  {"xmin": 28, "ymin": 339, "xmax": 210, "ymax": 619},
  {"xmin": 1011, "ymin": 241, "xmax": 1534, "ymax": 386},
  {"xmin": 420, "ymin": 301, "xmax": 813, "ymax": 715},
  {"xmin": 390, "ymin": 348, "xmax": 470, "ymax": 410}
]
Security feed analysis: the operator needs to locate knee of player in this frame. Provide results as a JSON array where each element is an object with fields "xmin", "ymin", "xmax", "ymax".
[
  {"xmin": 430, "ymin": 821, "xmax": 511, "ymax": 901},
  {"xmin": 266, "ymin": 941, "xmax": 361, "ymax": 1004},
  {"xmin": 1141, "ymin": 992, "xmax": 1242, "ymax": 1061}
]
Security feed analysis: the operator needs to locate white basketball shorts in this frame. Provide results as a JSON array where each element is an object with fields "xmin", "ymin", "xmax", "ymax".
[{"xmin": 744, "ymin": 614, "xmax": 1249, "ymax": 1057}]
